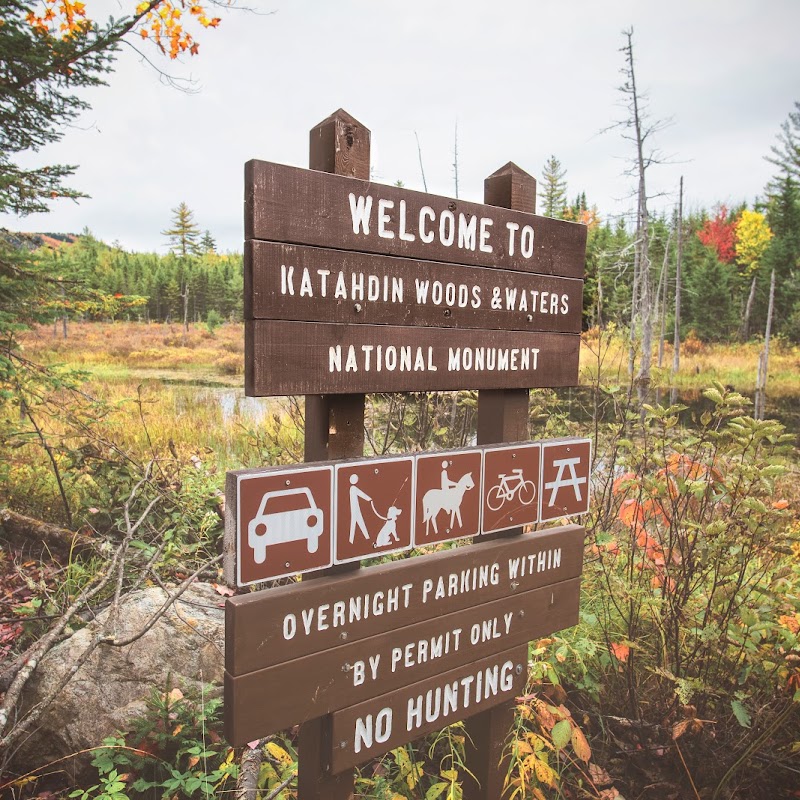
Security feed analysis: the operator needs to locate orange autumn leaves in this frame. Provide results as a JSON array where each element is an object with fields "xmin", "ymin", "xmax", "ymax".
[
  {"xmin": 25, "ymin": 1, "xmax": 223, "ymax": 59},
  {"xmin": 26, "ymin": 1, "xmax": 90, "ymax": 37},
  {"xmin": 136, "ymin": 1, "xmax": 222, "ymax": 59}
]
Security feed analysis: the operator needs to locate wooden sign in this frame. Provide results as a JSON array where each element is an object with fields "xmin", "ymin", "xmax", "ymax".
[
  {"xmin": 334, "ymin": 456, "xmax": 415, "ymax": 564},
  {"xmin": 225, "ymin": 439, "xmax": 590, "ymax": 586},
  {"xmin": 330, "ymin": 646, "xmax": 528, "ymax": 772},
  {"xmin": 226, "ymin": 524, "xmax": 583, "ymax": 676},
  {"xmin": 244, "ymin": 161, "xmax": 586, "ymax": 397},
  {"xmin": 225, "ymin": 578, "xmax": 579, "ymax": 743},
  {"xmin": 246, "ymin": 241, "xmax": 584, "ymax": 333},
  {"xmin": 413, "ymin": 449, "xmax": 483, "ymax": 546},
  {"xmin": 231, "ymin": 466, "xmax": 333, "ymax": 585},
  {"xmin": 245, "ymin": 321, "xmax": 579, "ymax": 396},
  {"xmin": 482, "ymin": 443, "xmax": 541, "ymax": 534},
  {"xmin": 224, "ymin": 525, "xmax": 583, "ymax": 746},
  {"xmin": 540, "ymin": 439, "xmax": 592, "ymax": 521},
  {"xmin": 246, "ymin": 161, "xmax": 587, "ymax": 277}
]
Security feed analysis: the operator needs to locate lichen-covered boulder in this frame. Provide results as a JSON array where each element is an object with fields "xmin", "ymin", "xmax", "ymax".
[{"xmin": 13, "ymin": 582, "xmax": 225, "ymax": 780}]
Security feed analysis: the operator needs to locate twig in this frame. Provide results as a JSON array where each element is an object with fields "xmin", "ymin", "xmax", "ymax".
[
  {"xmin": 235, "ymin": 741, "xmax": 266, "ymax": 800},
  {"xmin": 674, "ymin": 739, "xmax": 701, "ymax": 800},
  {"xmin": 264, "ymin": 770, "xmax": 296, "ymax": 800}
]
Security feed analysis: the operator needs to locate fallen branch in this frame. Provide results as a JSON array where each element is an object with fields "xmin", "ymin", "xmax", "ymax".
[{"xmin": 0, "ymin": 508, "xmax": 101, "ymax": 558}]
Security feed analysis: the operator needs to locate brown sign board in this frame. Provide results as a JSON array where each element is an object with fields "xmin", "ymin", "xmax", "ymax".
[
  {"xmin": 329, "ymin": 646, "xmax": 528, "ymax": 773},
  {"xmin": 245, "ymin": 161, "xmax": 587, "ymax": 278},
  {"xmin": 225, "ymin": 524, "xmax": 584, "ymax": 676},
  {"xmin": 245, "ymin": 241, "xmax": 584, "ymax": 334},
  {"xmin": 224, "ymin": 576, "xmax": 579, "ymax": 745},
  {"xmin": 334, "ymin": 456, "xmax": 415, "ymax": 564},
  {"xmin": 482, "ymin": 443, "xmax": 542, "ymax": 534},
  {"xmin": 540, "ymin": 439, "xmax": 593, "ymax": 521},
  {"xmin": 414, "ymin": 450, "xmax": 483, "ymax": 546},
  {"xmin": 245, "ymin": 320, "xmax": 580, "ymax": 396},
  {"xmin": 224, "ymin": 440, "xmax": 591, "ymax": 586},
  {"xmin": 231, "ymin": 466, "xmax": 333, "ymax": 585}
]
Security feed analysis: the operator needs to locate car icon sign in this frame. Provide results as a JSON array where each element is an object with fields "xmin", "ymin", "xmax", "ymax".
[{"xmin": 248, "ymin": 487, "xmax": 324, "ymax": 564}]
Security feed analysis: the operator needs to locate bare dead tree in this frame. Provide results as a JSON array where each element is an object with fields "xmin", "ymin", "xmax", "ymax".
[
  {"xmin": 414, "ymin": 131, "xmax": 428, "ymax": 192},
  {"xmin": 754, "ymin": 269, "xmax": 776, "ymax": 420},
  {"xmin": 453, "ymin": 119, "xmax": 459, "ymax": 199},
  {"xmin": 656, "ymin": 228, "xmax": 672, "ymax": 369},
  {"xmin": 671, "ymin": 176, "xmax": 684, "ymax": 401},
  {"xmin": 607, "ymin": 28, "xmax": 671, "ymax": 404}
]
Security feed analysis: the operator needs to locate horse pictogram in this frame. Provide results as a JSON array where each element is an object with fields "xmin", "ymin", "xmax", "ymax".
[{"xmin": 421, "ymin": 469, "xmax": 475, "ymax": 536}]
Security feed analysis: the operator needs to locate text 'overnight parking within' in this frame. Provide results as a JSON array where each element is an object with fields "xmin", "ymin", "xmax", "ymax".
[{"xmin": 279, "ymin": 546, "xmax": 563, "ymax": 642}]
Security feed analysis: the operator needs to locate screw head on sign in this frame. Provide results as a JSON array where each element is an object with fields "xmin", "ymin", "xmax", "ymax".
[
  {"xmin": 509, "ymin": 516, "xmax": 514, "ymax": 522},
  {"xmin": 285, "ymin": 562, "xmax": 290, "ymax": 568},
  {"xmin": 374, "ymin": 468, "xmax": 379, "ymax": 474},
  {"xmin": 444, "ymin": 308, "xmax": 452, "ymax": 317},
  {"xmin": 567, "ymin": 447, "xmax": 571, "ymax": 452},
  {"xmin": 339, "ymin": 741, "xmax": 347, "ymax": 749},
  {"xmin": 518, "ymin": 609, "xmax": 525, "ymax": 618},
  {"xmin": 340, "ymin": 631, "xmax": 348, "ymax": 640},
  {"xmin": 354, "ymin": 303, "xmax": 362, "ymax": 313},
  {"xmin": 510, "ymin": 581, "xmax": 519, "ymax": 590},
  {"xmin": 285, "ymin": 479, "xmax": 291, "ymax": 486},
  {"xmin": 515, "ymin": 664, "xmax": 524, "ymax": 675},
  {"xmin": 512, "ymin": 453, "xmax": 516, "ymax": 458},
  {"xmin": 526, "ymin": 314, "xmax": 533, "ymax": 322}
]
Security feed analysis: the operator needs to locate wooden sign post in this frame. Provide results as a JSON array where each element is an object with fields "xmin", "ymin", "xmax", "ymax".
[
  {"xmin": 231, "ymin": 110, "xmax": 589, "ymax": 800},
  {"xmin": 300, "ymin": 109, "xmax": 369, "ymax": 800}
]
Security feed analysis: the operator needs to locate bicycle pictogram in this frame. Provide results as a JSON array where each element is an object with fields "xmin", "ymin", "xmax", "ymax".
[{"xmin": 486, "ymin": 468, "xmax": 536, "ymax": 511}]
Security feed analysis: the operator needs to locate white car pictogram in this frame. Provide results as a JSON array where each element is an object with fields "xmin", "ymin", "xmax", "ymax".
[{"xmin": 248, "ymin": 487, "xmax": 324, "ymax": 564}]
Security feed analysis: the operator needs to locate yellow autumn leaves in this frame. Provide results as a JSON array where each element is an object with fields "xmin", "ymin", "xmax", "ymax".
[{"xmin": 26, "ymin": 0, "xmax": 223, "ymax": 58}]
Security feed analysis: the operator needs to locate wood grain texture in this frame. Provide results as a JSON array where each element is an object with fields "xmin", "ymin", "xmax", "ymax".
[
  {"xmin": 245, "ymin": 160, "xmax": 586, "ymax": 278},
  {"xmin": 245, "ymin": 320, "xmax": 580, "ymax": 396},
  {"xmin": 225, "ymin": 524, "xmax": 584, "ymax": 676},
  {"xmin": 329, "ymin": 645, "xmax": 528, "ymax": 773},
  {"xmin": 245, "ymin": 241, "xmax": 583, "ymax": 333},
  {"xmin": 224, "ymin": 578, "xmax": 580, "ymax": 745}
]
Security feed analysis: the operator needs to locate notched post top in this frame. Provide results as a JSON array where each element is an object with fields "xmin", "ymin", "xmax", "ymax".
[
  {"xmin": 484, "ymin": 161, "xmax": 537, "ymax": 215},
  {"xmin": 310, "ymin": 108, "xmax": 371, "ymax": 181}
]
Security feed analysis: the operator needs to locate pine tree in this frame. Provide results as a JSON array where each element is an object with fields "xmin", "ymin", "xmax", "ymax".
[
  {"xmin": 766, "ymin": 101, "xmax": 800, "ymax": 184},
  {"xmin": 162, "ymin": 203, "xmax": 202, "ymax": 258},
  {"xmin": 200, "ymin": 230, "xmax": 217, "ymax": 253},
  {"xmin": 539, "ymin": 156, "xmax": 567, "ymax": 217}
]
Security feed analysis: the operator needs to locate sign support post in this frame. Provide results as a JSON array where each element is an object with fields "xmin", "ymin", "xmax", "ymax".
[
  {"xmin": 298, "ymin": 109, "xmax": 370, "ymax": 800},
  {"xmin": 462, "ymin": 163, "xmax": 537, "ymax": 800}
]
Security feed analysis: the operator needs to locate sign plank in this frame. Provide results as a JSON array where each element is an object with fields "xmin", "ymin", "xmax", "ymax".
[
  {"xmin": 329, "ymin": 646, "xmax": 528, "ymax": 773},
  {"xmin": 224, "ymin": 577, "xmax": 579, "ymax": 745},
  {"xmin": 225, "ymin": 524, "xmax": 584, "ymax": 676},
  {"xmin": 245, "ymin": 320, "xmax": 580, "ymax": 396},
  {"xmin": 245, "ymin": 241, "xmax": 584, "ymax": 334},
  {"xmin": 245, "ymin": 161, "xmax": 587, "ymax": 278}
]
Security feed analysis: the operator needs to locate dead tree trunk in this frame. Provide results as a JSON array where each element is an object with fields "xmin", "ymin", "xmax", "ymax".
[
  {"xmin": 657, "ymin": 230, "xmax": 672, "ymax": 368},
  {"xmin": 741, "ymin": 275, "xmax": 758, "ymax": 342},
  {"xmin": 671, "ymin": 177, "xmax": 683, "ymax": 403},
  {"xmin": 754, "ymin": 269, "xmax": 776, "ymax": 420}
]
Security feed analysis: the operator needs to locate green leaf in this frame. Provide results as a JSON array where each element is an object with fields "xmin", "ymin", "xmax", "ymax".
[
  {"xmin": 426, "ymin": 782, "xmax": 449, "ymax": 800},
  {"xmin": 731, "ymin": 699, "xmax": 752, "ymax": 728},
  {"xmin": 551, "ymin": 719, "xmax": 571, "ymax": 750}
]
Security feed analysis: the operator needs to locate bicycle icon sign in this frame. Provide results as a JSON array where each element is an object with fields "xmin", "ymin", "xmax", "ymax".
[
  {"xmin": 482, "ymin": 443, "xmax": 541, "ymax": 533},
  {"xmin": 486, "ymin": 468, "xmax": 536, "ymax": 511}
]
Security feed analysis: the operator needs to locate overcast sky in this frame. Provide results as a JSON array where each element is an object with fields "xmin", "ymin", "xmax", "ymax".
[{"xmin": 4, "ymin": 0, "xmax": 799, "ymax": 252}]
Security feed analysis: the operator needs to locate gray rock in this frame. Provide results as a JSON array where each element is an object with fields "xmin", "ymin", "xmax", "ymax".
[{"xmin": 13, "ymin": 582, "xmax": 225, "ymax": 780}]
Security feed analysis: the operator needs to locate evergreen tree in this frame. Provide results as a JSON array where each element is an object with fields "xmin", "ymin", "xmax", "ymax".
[
  {"xmin": 200, "ymin": 230, "xmax": 217, "ymax": 253},
  {"xmin": 766, "ymin": 101, "xmax": 800, "ymax": 184},
  {"xmin": 685, "ymin": 246, "xmax": 735, "ymax": 340},
  {"xmin": 162, "ymin": 202, "xmax": 202, "ymax": 257},
  {"xmin": 539, "ymin": 156, "xmax": 567, "ymax": 218}
]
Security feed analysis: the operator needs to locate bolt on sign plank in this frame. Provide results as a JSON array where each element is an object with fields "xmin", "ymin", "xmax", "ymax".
[
  {"xmin": 482, "ymin": 443, "xmax": 541, "ymax": 534},
  {"xmin": 414, "ymin": 449, "xmax": 483, "ymax": 546},
  {"xmin": 224, "ymin": 524, "xmax": 584, "ymax": 746},
  {"xmin": 540, "ymin": 438, "xmax": 592, "ymax": 522},
  {"xmin": 334, "ymin": 456, "xmax": 415, "ymax": 564},
  {"xmin": 229, "ymin": 466, "xmax": 333, "ymax": 585},
  {"xmin": 330, "ymin": 645, "xmax": 528, "ymax": 773},
  {"xmin": 244, "ymin": 160, "xmax": 587, "ymax": 397}
]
